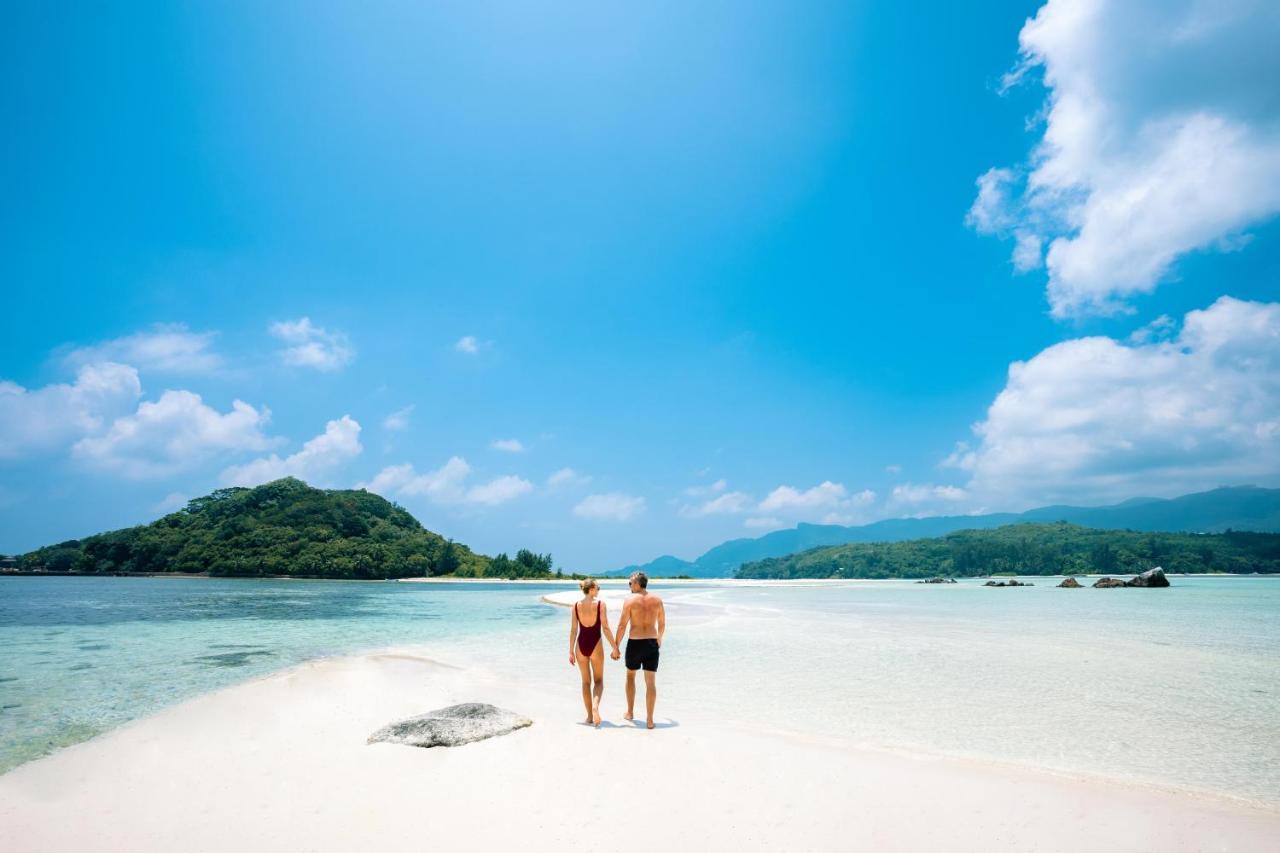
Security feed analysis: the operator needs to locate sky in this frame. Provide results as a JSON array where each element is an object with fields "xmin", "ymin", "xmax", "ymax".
[{"xmin": 3, "ymin": 0, "xmax": 1278, "ymax": 571}]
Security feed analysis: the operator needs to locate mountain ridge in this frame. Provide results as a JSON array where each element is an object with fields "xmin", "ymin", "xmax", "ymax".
[{"xmin": 615, "ymin": 485, "xmax": 1280, "ymax": 578}]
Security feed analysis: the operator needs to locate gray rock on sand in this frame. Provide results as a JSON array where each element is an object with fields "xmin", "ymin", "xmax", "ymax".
[
  {"xmin": 1058, "ymin": 577, "xmax": 1082, "ymax": 588},
  {"xmin": 368, "ymin": 703, "xmax": 532, "ymax": 749}
]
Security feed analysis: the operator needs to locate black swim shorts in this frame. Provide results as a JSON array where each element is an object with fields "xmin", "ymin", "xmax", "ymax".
[{"xmin": 625, "ymin": 638, "xmax": 660, "ymax": 672}]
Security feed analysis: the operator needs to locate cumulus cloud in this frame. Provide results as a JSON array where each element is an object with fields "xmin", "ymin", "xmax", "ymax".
[
  {"xmin": 269, "ymin": 318, "xmax": 354, "ymax": 371},
  {"xmin": 153, "ymin": 492, "xmax": 190, "ymax": 514},
  {"xmin": 455, "ymin": 336, "xmax": 479, "ymax": 354},
  {"xmin": 573, "ymin": 492, "xmax": 646, "ymax": 522},
  {"xmin": 221, "ymin": 415, "xmax": 362, "ymax": 487},
  {"xmin": 547, "ymin": 467, "xmax": 591, "ymax": 488},
  {"xmin": 76, "ymin": 391, "xmax": 275, "ymax": 479},
  {"xmin": 684, "ymin": 478, "xmax": 728, "ymax": 497},
  {"xmin": 971, "ymin": 0, "xmax": 1280, "ymax": 316},
  {"xmin": 680, "ymin": 489, "xmax": 753, "ymax": 519},
  {"xmin": 360, "ymin": 456, "xmax": 532, "ymax": 507},
  {"xmin": 946, "ymin": 296, "xmax": 1280, "ymax": 504},
  {"xmin": 383, "ymin": 406, "xmax": 413, "ymax": 432},
  {"xmin": 889, "ymin": 483, "xmax": 970, "ymax": 514},
  {"xmin": 0, "ymin": 362, "xmax": 141, "ymax": 458},
  {"xmin": 758, "ymin": 482, "xmax": 875, "ymax": 516},
  {"xmin": 491, "ymin": 438, "xmax": 525, "ymax": 453},
  {"xmin": 64, "ymin": 324, "xmax": 222, "ymax": 374}
]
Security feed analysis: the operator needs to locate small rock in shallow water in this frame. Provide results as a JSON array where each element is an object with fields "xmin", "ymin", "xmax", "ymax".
[
  {"xmin": 1092, "ymin": 577, "xmax": 1126, "ymax": 588},
  {"xmin": 368, "ymin": 703, "xmax": 532, "ymax": 748},
  {"xmin": 1126, "ymin": 567, "xmax": 1169, "ymax": 587},
  {"xmin": 1058, "ymin": 577, "xmax": 1082, "ymax": 588}
]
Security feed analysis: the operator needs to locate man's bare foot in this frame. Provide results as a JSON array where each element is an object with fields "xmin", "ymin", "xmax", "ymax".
[
  {"xmin": 623, "ymin": 711, "xmax": 634, "ymax": 721},
  {"xmin": 584, "ymin": 716, "xmax": 594, "ymax": 725},
  {"xmin": 646, "ymin": 719, "xmax": 655, "ymax": 730}
]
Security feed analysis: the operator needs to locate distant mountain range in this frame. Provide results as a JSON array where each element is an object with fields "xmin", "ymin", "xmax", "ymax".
[{"xmin": 614, "ymin": 485, "xmax": 1280, "ymax": 578}]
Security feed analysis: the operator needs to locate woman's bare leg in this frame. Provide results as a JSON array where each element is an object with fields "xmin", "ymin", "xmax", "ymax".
[
  {"xmin": 575, "ymin": 652, "xmax": 593, "ymax": 723},
  {"xmin": 589, "ymin": 646, "xmax": 605, "ymax": 727}
]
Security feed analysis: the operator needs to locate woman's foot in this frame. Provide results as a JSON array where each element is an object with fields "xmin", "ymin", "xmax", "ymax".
[
  {"xmin": 623, "ymin": 711, "xmax": 634, "ymax": 721},
  {"xmin": 646, "ymin": 719, "xmax": 655, "ymax": 730},
  {"xmin": 592, "ymin": 701, "xmax": 602, "ymax": 728}
]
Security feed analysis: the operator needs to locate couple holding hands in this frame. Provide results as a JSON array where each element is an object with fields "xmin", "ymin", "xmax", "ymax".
[{"xmin": 568, "ymin": 572, "xmax": 665, "ymax": 730}]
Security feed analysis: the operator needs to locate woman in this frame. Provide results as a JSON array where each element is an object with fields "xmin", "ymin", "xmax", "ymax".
[{"xmin": 568, "ymin": 578, "xmax": 619, "ymax": 727}]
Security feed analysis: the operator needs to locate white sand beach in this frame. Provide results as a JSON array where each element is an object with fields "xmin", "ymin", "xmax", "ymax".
[{"xmin": 2, "ymin": 647, "xmax": 1276, "ymax": 853}]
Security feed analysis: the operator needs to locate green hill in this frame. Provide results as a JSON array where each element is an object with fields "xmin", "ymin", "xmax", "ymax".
[
  {"xmin": 621, "ymin": 485, "xmax": 1280, "ymax": 578},
  {"xmin": 735, "ymin": 521, "xmax": 1280, "ymax": 579},
  {"xmin": 14, "ymin": 478, "xmax": 554, "ymax": 580}
]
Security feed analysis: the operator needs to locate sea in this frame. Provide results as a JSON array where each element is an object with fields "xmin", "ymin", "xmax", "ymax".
[{"xmin": 1, "ymin": 575, "xmax": 1276, "ymax": 805}]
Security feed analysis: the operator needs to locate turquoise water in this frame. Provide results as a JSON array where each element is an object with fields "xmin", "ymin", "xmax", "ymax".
[{"xmin": 2, "ymin": 576, "xmax": 1278, "ymax": 804}]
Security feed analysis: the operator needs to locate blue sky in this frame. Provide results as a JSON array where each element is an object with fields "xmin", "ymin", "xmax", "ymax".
[{"xmin": 4, "ymin": 1, "xmax": 1279, "ymax": 570}]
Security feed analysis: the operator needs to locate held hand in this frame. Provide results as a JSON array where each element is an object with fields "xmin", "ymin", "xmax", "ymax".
[{"xmin": 610, "ymin": 648, "xmax": 621, "ymax": 661}]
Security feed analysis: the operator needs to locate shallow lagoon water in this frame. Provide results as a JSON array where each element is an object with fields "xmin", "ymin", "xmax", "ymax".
[{"xmin": 1, "ymin": 575, "xmax": 1277, "ymax": 804}]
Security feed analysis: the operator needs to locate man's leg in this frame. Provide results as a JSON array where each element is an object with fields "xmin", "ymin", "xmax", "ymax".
[
  {"xmin": 624, "ymin": 669, "xmax": 636, "ymax": 721},
  {"xmin": 644, "ymin": 671, "xmax": 657, "ymax": 729}
]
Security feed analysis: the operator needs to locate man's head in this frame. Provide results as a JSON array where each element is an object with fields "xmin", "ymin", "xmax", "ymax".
[{"xmin": 628, "ymin": 571, "xmax": 648, "ymax": 592}]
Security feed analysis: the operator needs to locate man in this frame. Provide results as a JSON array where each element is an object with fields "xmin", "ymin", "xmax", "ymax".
[{"xmin": 613, "ymin": 571, "xmax": 665, "ymax": 729}]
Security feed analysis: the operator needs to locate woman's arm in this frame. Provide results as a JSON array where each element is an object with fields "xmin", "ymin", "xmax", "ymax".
[
  {"xmin": 568, "ymin": 605, "xmax": 578, "ymax": 665},
  {"xmin": 601, "ymin": 602, "xmax": 620, "ymax": 660}
]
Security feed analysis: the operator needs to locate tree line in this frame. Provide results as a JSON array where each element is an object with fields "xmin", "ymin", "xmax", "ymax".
[{"xmin": 736, "ymin": 522, "xmax": 1280, "ymax": 579}]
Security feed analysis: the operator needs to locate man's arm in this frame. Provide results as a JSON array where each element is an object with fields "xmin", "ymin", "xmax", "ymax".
[{"xmin": 656, "ymin": 598, "xmax": 665, "ymax": 647}]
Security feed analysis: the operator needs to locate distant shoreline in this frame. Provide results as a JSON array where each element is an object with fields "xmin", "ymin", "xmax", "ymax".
[{"xmin": 1, "ymin": 571, "xmax": 1275, "ymax": 584}]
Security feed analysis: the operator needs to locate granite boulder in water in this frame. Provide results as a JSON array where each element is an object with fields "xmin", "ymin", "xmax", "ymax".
[
  {"xmin": 368, "ymin": 703, "xmax": 532, "ymax": 748},
  {"xmin": 1126, "ymin": 567, "xmax": 1169, "ymax": 587},
  {"xmin": 1058, "ymin": 577, "xmax": 1082, "ymax": 588}
]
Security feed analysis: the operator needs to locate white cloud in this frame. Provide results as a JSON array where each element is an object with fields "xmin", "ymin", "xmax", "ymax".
[
  {"xmin": 0, "ymin": 362, "xmax": 141, "ymax": 458},
  {"xmin": 947, "ymin": 296, "xmax": 1280, "ymax": 504},
  {"xmin": 466, "ymin": 475, "xmax": 534, "ymax": 506},
  {"xmin": 360, "ymin": 456, "xmax": 532, "ymax": 507},
  {"xmin": 65, "ymin": 324, "xmax": 222, "ymax": 374},
  {"xmin": 76, "ymin": 391, "xmax": 275, "ymax": 479},
  {"xmin": 269, "ymin": 318, "xmax": 354, "ymax": 371},
  {"xmin": 491, "ymin": 438, "xmax": 526, "ymax": 453},
  {"xmin": 760, "ymin": 482, "xmax": 867, "ymax": 514},
  {"xmin": 971, "ymin": 0, "xmax": 1280, "ymax": 316},
  {"xmin": 383, "ymin": 406, "xmax": 413, "ymax": 432},
  {"xmin": 574, "ymin": 492, "xmax": 646, "ymax": 522},
  {"xmin": 684, "ymin": 478, "xmax": 728, "ymax": 497},
  {"xmin": 889, "ymin": 483, "xmax": 970, "ymax": 511},
  {"xmin": 455, "ymin": 336, "xmax": 479, "ymax": 354},
  {"xmin": 547, "ymin": 467, "xmax": 591, "ymax": 488},
  {"xmin": 220, "ymin": 416, "xmax": 361, "ymax": 487},
  {"xmin": 153, "ymin": 492, "xmax": 189, "ymax": 514},
  {"xmin": 680, "ymin": 489, "xmax": 752, "ymax": 518}
]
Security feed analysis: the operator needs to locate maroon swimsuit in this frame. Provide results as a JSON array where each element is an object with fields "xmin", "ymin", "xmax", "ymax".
[{"xmin": 575, "ymin": 601, "xmax": 602, "ymax": 657}]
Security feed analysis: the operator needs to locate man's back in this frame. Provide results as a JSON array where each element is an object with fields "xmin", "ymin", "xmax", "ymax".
[{"xmin": 623, "ymin": 591, "xmax": 663, "ymax": 639}]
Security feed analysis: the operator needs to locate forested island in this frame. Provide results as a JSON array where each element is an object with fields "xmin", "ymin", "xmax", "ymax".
[
  {"xmin": 8, "ymin": 478, "xmax": 559, "ymax": 580},
  {"xmin": 735, "ymin": 522, "xmax": 1280, "ymax": 579}
]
